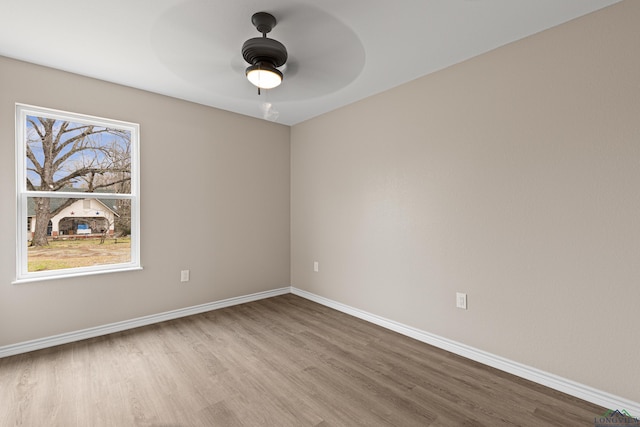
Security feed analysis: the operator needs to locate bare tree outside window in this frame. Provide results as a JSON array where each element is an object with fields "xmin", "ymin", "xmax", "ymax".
[{"xmin": 26, "ymin": 117, "xmax": 132, "ymax": 246}]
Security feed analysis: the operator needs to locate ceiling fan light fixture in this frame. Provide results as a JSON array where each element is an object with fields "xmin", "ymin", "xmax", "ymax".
[
  {"xmin": 246, "ymin": 62, "xmax": 283, "ymax": 89},
  {"xmin": 242, "ymin": 12, "xmax": 287, "ymax": 92}
]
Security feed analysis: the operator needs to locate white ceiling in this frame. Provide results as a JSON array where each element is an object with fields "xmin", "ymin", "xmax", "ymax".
[{"xmin": 0, "ymin": 0, "xmax": 620, "ymax": 125}]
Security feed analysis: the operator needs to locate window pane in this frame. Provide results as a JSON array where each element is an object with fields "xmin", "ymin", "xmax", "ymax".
[
  {"xmin": 25, "ymin": 115, "xmax": 131, "ymax": 194},
  {"xmin": 26, "ymin": 196, "xmax": 132, "ymax": 272}
]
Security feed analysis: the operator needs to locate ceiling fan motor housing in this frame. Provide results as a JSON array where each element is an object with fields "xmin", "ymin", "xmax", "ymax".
[
  {"xmin": 242, "ymin": 37, "xmax": 287, "ymax": 67},
  {"xmin": 242, "ymin": 12, "xmax": 288, "ymax": 68}
]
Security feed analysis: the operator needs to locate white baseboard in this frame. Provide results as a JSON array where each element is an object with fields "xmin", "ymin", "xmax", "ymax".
[
  {"xmin": 0, "ymin": 287, "xmax": 290, "ymax": 359},
  {"xmin": 291, "ymin": 287, "xmax": 640, "ymax": 415}
]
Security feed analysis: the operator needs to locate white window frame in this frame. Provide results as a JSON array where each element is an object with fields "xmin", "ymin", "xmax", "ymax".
[{"xmin": 14, "ymin": 104, "xmax": 141, "ymax": 283}]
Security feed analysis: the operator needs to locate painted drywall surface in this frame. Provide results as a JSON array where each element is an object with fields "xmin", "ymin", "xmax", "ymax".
[
  {"xmin": 0, "ymin": 56, "xmax": 290, "ymax": 346},
  {"xmin": 291, "ymin": 1, "xmax": 640, "ymax": 402}
]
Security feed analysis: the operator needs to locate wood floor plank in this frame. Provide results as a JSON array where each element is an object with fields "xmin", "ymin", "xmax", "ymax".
[{"xmin": 0, "ymin": 294, "xmax": 604, "ymax": 426}]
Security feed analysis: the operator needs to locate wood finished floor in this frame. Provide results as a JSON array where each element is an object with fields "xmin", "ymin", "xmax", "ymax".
[{"xmin": 0, "ymin": 294, "xmax": 604, "ymax": 426}]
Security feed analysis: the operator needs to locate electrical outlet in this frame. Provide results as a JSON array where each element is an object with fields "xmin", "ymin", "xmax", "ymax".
[
  {"xmin": 313, "ymin": 261, "xmax": 319, "ymax": 272},
  {"xmin": 180, "ymin": 270, "xmax": 190, "ymax": 282},
  {"xmin": 456, "ymin": 292, "xmax": 467, "ymax": 310}
]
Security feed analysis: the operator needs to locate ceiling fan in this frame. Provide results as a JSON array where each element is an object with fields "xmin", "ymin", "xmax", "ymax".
[
  {"xmin": 151, "ymin": 3, "xmax": 365, "ymax": 122},
  {"xmin": 241, "ymin": 12, "xmax": 288, "ymax": 94}
]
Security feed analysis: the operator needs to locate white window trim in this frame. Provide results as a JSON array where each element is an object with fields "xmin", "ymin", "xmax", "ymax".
[{"xmin": 14, "ymin": 103, "xmax": 141, "ymax": 283}]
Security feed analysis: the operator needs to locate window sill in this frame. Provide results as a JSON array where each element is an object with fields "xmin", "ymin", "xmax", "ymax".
[{"xmin": 12, "ymin": 265, "xmax": 143, "ymax": 284}]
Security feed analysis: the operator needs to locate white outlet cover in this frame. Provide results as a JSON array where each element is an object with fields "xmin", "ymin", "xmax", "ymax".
[{"xmin": 456, "ymin": 292, "xmax": 467, "ymax": 310}]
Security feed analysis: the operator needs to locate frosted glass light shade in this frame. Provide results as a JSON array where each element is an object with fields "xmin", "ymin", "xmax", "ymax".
[{"xmin": 246, "ymin": 63, "xmax": 283, "ymax": 89}]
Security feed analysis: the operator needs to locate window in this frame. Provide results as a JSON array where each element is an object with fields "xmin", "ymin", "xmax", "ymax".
[{"xmin": 15, "ymin": 104, "xmax": 141, "ymax": 282}]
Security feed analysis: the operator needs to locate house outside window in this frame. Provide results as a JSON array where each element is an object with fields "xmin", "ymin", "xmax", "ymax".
[{"xmin": 15, "ymin": 104, "xmax": 141, "ymax": 282}]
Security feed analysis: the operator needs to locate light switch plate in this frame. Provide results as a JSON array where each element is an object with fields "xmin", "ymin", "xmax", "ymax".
[{"xmin": 456, "ymin": 292, "xmax": 467, "ymax": 309}]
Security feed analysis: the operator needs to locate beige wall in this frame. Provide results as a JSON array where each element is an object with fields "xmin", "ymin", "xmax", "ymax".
[
  {"xmin": 0, "ymin": 56, "xmax": 291, "ymax": 346},
  {"xmin": 291, "ymin": 1, "xmax": 640, "ymax": 403}
]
